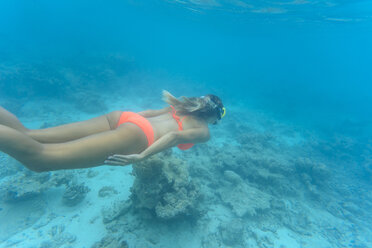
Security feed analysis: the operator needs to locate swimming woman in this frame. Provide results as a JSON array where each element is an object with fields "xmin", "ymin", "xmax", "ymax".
[{"xmin": 0, "ymin": 91, "xmax": 225, "ymax": 172}]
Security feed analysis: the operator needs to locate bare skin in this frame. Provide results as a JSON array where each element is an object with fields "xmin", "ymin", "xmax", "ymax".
[{"xmin": 0, "ymin": 106, "xmax": 211, "ymax": 172}]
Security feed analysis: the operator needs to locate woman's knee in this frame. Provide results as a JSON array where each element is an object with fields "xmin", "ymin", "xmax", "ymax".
[
  {"xmin": 21, "ymin": 145, "xmax": 55, "ymax": 172},
  {"xmin": 23, "ymin": 157, "xmax": 52, "ymax": 172},
  {"xmin": 25, "ymin": 163, "xmax": 48, "ymax": 173}
]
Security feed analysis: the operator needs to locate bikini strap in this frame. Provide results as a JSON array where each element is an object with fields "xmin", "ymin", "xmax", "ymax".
[
  {"xmin": 170, "ymin": 105, "xmax": 194, "ymax": 150},
  {"xmin": 170, "ymin": 105, "xmax": 183, "ymax": 131}
]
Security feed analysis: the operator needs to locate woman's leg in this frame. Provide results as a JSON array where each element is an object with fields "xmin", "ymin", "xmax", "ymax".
[
  {"xmin": 0, "ymin": 106, "xmax": 122, "ymax": 143},
  {"xmin": 0, "ymin": 106, "xmax": 28, "ymax": 132},
  {"xmin": 27, "ymin": 111, "xmax": 121, "ymax": 143},
  {"xmin": 0, "ymin": 123, "xmax": 148, "ymax": 172}
]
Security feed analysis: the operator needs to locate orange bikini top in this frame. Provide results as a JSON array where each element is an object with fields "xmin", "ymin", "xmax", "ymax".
[{"xmin": 170, "ymin": 105, "xmax": 194, "ymax": 150}]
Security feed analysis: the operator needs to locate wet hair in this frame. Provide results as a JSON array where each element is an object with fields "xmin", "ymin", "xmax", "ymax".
[{"xmin": 162, "ymin": 90, "xmax": 224, "ymax": 121}]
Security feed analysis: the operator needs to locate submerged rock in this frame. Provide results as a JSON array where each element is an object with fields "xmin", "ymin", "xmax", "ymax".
[
  {"xmin": 219, "ymin": 219, "xmax": 245, "ymax": 247},
  {"xmin": 223, "ymin": 170, "xmax": 243, "ymax": 185},
  {"xmin": 218, "ymin": 182, "xmax": 272, "ymax": 218}
]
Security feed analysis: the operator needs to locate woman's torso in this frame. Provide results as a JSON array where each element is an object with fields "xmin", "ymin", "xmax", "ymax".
[
  {"xmin": 145, "ymin": 112, "xmax": 199, "ymax": 141},
  {"xmin": 110, "ymin": 109, "xmax": 204, "ymax": 142}
]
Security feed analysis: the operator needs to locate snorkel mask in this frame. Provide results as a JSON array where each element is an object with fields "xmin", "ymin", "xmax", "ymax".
[
  {"xmin": 217, "ymin": 105, "xmax": 226, "ymax": 120},
  {"xmin": 201, "ymin": 95, "xmax": 226, "ymax": 124},
  {"xmin": 213, "ymin": 105, "xmax": 226, "ymax": 125}
]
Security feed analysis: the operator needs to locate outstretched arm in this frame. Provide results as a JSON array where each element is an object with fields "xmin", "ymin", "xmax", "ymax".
[
  {"xmin": 141, "ymin": 127, "xmax": 209, "ymax": 158},
  {"xmin": 105, "ymin": 127, "xmax": 210, "ymax": 166}
]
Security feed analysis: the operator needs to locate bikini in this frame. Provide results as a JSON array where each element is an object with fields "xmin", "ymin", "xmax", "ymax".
[
  {"xmin": 169, "ymin": 105, "xmax": 194, "ymax": 150},
  {"xmin": 116, "ymin": 111, "xmax": 155, "ymax": 146},
  {"xmin": 116, "ymin": 105, "xmax": 194, "ymax": 150}
]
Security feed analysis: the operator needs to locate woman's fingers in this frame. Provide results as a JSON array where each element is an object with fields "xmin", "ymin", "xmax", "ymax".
[
  {"xmin": 105, "ymin": 154, "xmax": 142, "ymax": 166},
  {"xmin": 108, "ymin": 155, "xmax": 125, "ymax": 161},
  {"xmin": 110, "ymin": 154, "xmax": 128, "ymax": 159},
  {"xmin": 104, "ymin": 160, "xmax": 129, "ymax": 166},
  {"xmin": 108, "ymin": 154, "xmax": 134, "ymax": 161},
  {"xmin": 106, "ymin": 158, "xmax": 127, "ymax": 163}
]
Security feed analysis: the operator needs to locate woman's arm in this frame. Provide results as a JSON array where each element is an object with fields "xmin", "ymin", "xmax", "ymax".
[
  {"xmin": 140, "ymin": 127, "xmax": 209, "ymax": 158},
  {"xmin": 137, "ymin": 107, "xmax": 171, "ymax": 118},
  {"xmin": 104, "ymin": 127, "xmax": 210, "ymax": 166}
]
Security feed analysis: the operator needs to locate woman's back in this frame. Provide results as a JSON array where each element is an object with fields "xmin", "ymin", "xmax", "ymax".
[{"xmin": 146, "ymin": 111, "xmax": 202, "ymax": 142}]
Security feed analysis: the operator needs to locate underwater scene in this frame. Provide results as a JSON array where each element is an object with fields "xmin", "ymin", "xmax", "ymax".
[{"xmin": 0, "ymin": 0, "xmax": 372, "ymax": 247}]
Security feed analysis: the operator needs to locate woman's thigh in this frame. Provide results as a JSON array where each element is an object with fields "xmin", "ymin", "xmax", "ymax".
[
  {"xmin": 27, "ymin": 111, "xmax": 122, "ymax": 143},
  {"xmin": 37, "ymin": 123, "xmax": 148, "ymax": 171}
]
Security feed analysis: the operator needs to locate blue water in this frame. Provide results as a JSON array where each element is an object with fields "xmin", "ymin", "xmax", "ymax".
[{"xmin": 0, "ymin": 1, "xmax": 371, "ymax": 247}]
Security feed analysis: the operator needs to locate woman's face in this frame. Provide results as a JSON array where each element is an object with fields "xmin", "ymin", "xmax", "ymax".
[
  {"xmin": 201, "ymin": 95, "xmax": 221, "ymax": 125},
  {"xmin": 206, "ymin": 113, "xmax": 220, "ymax": 125}
]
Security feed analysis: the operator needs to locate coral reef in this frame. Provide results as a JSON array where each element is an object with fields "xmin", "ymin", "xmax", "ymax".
[
  {"xmin": 129, "ymin": 153, "xmax": 202, "ymax": 220},
  {"xmin": 0, "ymin": 163, "xmax": 91, "ymax": 207},
  {"xmin": 201, "ymin": 219, "xmax": 248, "ymax": 248},
  {"xmin": 62, "ymin": 183, "xmax": 90, "ymax": 207},
  {"xmin": 0, "ymin": 55, "xmax": 132, "ymax": 100},
  {"xmin": 0, "ymin": 154, "xmax": 22, "ymax": 179},
  {"xmin": 0, "ymin": 55, "xmax": 135, "ymax": 115},
  {"xmin": 0, "ymin": 106, "xmax": 367, "ymax": 247},
  {"xmin": 86, "ymin": 169, "xmax": 99, "ymax": 178},
  {"xmin": 219, "ymin": 218, "xmax": 246, "ymax": 247},
  {"xmin": 293, "ymin": 157, "xmax": 330, "ymax": 187},
  {"xmin": 0, "ymin": 169, "xmax": 80, "ymax": 203},
  {"xmin": 101, "ymin": 200, "xmax": 131, "ymax": 224},
  {"xmin": 98, "ymin": 186, "xmax": 118, "ymax": 198},
  {"xmin": 0, "ymin": 197, "xmax": 46, "ymax": 242},
  {"xmin": 70, "ymin": 91, "xmax": 108, "ymax": 114},
  {"xmin": 182, "ymin": 119, "xmax": 355, "ymax": 246},
  {"xmin": 98, "ymin": 152, "xmax": 204, "ymax": 247},
  {"xmin": 92, "ymin": 235, "xmax": 129, "ymax": 248},
  {"xmin": 218, "ymin": 179, "xmax": 272, "ymax": 218},
  {"xmin": 39, "ymin": 224, "xmax": 76, "ymax": 248}
]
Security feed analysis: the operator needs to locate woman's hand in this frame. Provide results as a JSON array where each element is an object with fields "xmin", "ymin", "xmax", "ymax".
[{"xmin": 104, "ymin": 154, "xmax": 145, "ymax": 166}]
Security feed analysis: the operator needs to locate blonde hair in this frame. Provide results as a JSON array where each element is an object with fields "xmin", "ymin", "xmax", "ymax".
[{"xmin": 162, "ymin": 90, "xmax": 214, "ymax": 118}]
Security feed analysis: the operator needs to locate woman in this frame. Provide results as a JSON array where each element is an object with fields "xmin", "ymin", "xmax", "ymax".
[{"xmin": 0, "ymin": 91, "xmax": 225, "ymax": 172}]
